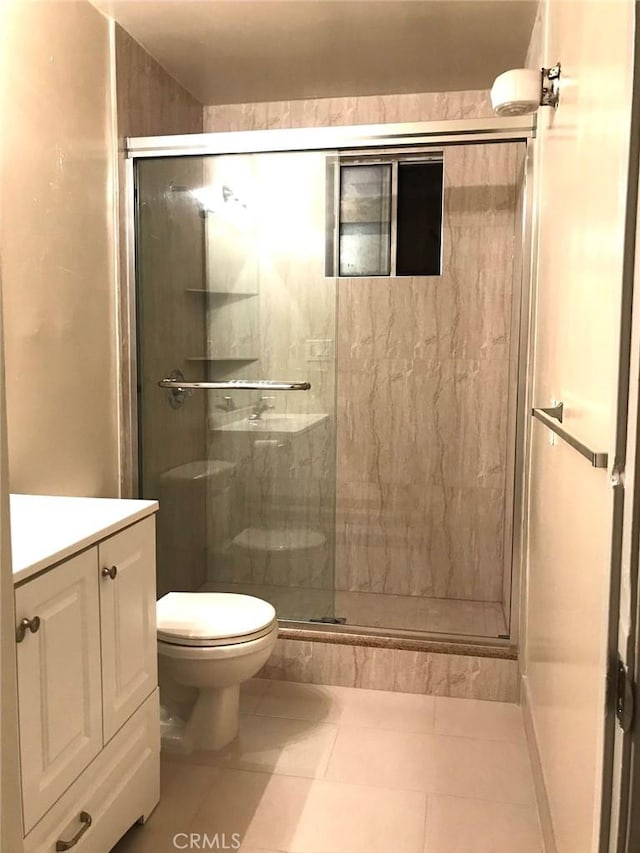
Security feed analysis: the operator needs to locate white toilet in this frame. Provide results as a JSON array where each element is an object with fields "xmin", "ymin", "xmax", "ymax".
[{"xmin": 156, "ymin": 592, "xmax": 278, "ymax": 752}]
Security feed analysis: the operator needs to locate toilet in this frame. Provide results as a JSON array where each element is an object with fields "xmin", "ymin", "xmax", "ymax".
[{"xmin": 156, "ymin": 592, "xmax": 278, "ymax": 752}]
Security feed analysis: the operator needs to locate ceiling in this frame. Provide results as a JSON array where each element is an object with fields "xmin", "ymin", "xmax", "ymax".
[{"xmin": 94, "ymin": 0, "xmax": 537, "ymax": 106}]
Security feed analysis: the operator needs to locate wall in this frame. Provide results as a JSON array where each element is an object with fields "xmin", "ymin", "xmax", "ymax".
[
  {"xmin": 0, "ymin": 292, "xmax": 21, "ymax": 853},
  {"xmin": 115, "ymin": 24, "xmax": 203, "ymax": 138},
  {"xmin": 0, "ymin": 0, "xmax": 119, "ymax": 497},
  {"xmin": 0, "ymin": 11, "xmax": 203, "ymax": 501},
  {"xmin": 334, "ymin": 141, "xmax": 523, "ymax": 609},
  {"xmin": 0, "ymin": 40, "xmax": 22, "ymax": 831},
  {"xmin": 204, "ymin": 91, "xmax": 494, "ymax": 131},
  {"xmin": 204, "ymin": 91, "xmax": 522, "ymax": 635},
  {"xmin": 523, "ymin": 2, "xmax": 635, "ymax": 852},
  {"xmin": 262, "ymin": 637, "xmax": 519, "ymax": 702}
]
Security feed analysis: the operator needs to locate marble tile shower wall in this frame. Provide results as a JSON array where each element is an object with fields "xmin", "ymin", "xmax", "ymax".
[
  {"xmin": 203, "ymin": 90, "xmax": 494, "ymax": 132},
  {"xmin": 336, "ymin": 143, "xmax": 524, "ymax": 603},
  {"xmin": 203, "ymin": 91, "xmax": 522, "ymax": 616},
  {"xmin": 261, "ymin": 638, "xmax": 519, "ymax": 702}
]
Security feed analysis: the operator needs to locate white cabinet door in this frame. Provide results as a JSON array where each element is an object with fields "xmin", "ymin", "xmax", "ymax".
[
  {"xmin": 99, "ymin": 517, "xmax": 157, "ymax": 742},
  {"xmin": 16, "ymin": 548, "xmax": 103, "ymax": 834}
]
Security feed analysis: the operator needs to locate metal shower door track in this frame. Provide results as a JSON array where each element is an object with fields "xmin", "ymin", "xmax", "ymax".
[{"xmin": 125, "ymin": 116, "xmax": 536, "ymax": 159}]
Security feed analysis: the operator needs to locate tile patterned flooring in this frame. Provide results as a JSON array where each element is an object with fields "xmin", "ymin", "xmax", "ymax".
[{"xmin": 113, "ymin": 679, "xmax": 542, "ymax": 853}]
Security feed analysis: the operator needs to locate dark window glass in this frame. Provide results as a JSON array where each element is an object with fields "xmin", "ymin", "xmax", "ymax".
[{"xmin": 396, "ymin": 161, "xmax": 443, "ymax": 276}]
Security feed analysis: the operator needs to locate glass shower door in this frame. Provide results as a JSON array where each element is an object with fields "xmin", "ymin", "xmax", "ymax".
[{"xmin": 135, "ymin": 150, "xmax": 337, "ymax": 622}]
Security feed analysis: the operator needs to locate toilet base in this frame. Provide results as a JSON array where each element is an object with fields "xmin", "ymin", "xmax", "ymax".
[
  {"xmin": 157, "ymin": 617, "xmax": 278, "ymax": 755},
  {"xmin": 184, "ymin": 683, "xmax": 240, "ymax": 751}
]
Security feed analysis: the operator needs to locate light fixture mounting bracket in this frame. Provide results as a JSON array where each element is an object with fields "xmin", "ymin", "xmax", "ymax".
[{"xmin": 540, "ymin": 63, "xmax": 561, "ymax": 109}]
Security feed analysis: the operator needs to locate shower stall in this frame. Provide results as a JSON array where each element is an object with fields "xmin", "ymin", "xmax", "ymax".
[{"xmin": 127, "ymin": 118, "xmax": 533, "ymax": 645}]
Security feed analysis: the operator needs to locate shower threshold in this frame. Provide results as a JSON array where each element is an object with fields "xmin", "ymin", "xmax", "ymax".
[{"xmin": 277, "ymin": 620, "xmax": 516, "ymax": 659}]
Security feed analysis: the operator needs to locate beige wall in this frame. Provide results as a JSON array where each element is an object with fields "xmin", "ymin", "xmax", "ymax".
[
  {"xmin": 0, "ymin": 7, "xmax": 202, "ymax": 501},
  {"xmin": 0, "ymin": 250, "xmax": 22, "ymax": 853},
  {"xmin": 0, "ymin": 293, "xmax": 21, "ymax": 853},
  {"xmin": 523, "ymin": 2, "xmax": 635, "ymax": 851},
  {"xmin": 1, "ymin": 0, "xmax": 119, "ymax": 497}
]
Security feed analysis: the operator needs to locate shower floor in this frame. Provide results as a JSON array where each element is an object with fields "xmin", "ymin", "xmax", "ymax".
[
  {"xmin": 335, "ymin": 590, "xmax": 507, "ymax": 637},
  {"xmin": 201, "ymin": 581, "xmax": 507, "ymax": 638}
]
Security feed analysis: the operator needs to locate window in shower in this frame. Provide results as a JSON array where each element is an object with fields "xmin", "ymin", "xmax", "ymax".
[{"xmin": 331, "ymin": 153, "xmax": 444, "ymax": 277}]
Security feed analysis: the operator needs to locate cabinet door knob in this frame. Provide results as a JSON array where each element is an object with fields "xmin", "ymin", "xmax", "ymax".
[
  {"xmin": 55, "ymin": 811, "xmax": 92, "ymax": 850},
  {"xmin": 102, "ymin": 565, "xmax": 118, "ymax": 580},
  {"xmin": 16, "ymin": 616, "xmax": 40, "ymax": 643}
]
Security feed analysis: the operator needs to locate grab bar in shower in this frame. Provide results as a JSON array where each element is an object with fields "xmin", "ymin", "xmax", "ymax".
[{"xmin": 531, "ymin": 405, "xmax": 608, "ymax": 469}]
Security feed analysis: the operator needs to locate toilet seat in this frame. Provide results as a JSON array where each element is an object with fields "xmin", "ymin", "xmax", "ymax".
[{"xmin": 157, "ymin": 592, "xmax": 277, "ymax": 648}]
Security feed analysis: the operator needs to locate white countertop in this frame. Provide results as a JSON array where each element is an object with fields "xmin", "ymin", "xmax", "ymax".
[{"xmin": 10, "ymin": 494, "xmax": 159, "ymax": 584}]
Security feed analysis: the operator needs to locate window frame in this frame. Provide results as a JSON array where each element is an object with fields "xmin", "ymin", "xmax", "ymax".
[{"xmin": 328, "ymin": 147, "xmax": 444, "ymax": 278}]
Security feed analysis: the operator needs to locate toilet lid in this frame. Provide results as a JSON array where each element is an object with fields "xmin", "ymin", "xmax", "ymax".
[{"xmin": 156, "ymin": 592, "xmax": 277, "ymax": 646}]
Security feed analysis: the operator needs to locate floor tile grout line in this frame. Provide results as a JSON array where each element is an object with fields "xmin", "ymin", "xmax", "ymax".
[
  {"xmin": 420, "ymin": 790, "xmax": 541, "ymax": 808},
  {"xmin": 241, "ymin": 708, "xmax": 526, "ymax": 742},
  {"xmin": 174, "ymin": 755, "xmax": 537, "ymax": 807},
  {"xmin": 422, "ymin": 791, "xmax": 430, "ymax": 853},
  {"xmin": 160, "ymin": 762, "xmax": 224, "ymax": 827},
  {"xmin": 166, "ymin": 758, "xmax": 492, "ymax": 800},
  {"xmin": 244, "ymin": 715, "xmax": 526, "ymax": 744},
  {"xmin": 318, "ymin": 723, "xmax": 340, "ymax": 779},
  {"xmin": 163, "ymin": 751, "xmax": 538, "ymax": 809},
  {"xmin": 249, "ymin": 712, "xmax": 447, "ymax": 735}
]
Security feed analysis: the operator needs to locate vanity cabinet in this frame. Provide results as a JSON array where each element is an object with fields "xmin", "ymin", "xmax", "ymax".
[{"xmin": 11, "ymin": 498, "xmax": 159, "ymax": 853}]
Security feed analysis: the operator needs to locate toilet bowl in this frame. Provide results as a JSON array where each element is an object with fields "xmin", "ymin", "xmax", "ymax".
[{"xmin": 157, "ymin": 592, "xmax": 277, "ymax": 752}]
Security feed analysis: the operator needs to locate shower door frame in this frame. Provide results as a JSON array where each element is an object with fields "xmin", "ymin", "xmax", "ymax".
[{"xmin": 121, "ymin": 116, "xmax": 536, "ymax": 648}]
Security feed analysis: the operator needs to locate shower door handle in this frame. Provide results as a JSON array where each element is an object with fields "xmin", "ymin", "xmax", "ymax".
[
  {"xmin": 158, "ymin": 379, "xmax": 311, "ymax": 391},
  {"xmin": 159, "ymin": 369, "xmax": 311, "ymax": 408}
]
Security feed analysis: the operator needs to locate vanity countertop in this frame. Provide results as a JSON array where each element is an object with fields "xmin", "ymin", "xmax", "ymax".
[{"xmin": 10, "ymin": 494, "xmax": 159, "ymax": 584}]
